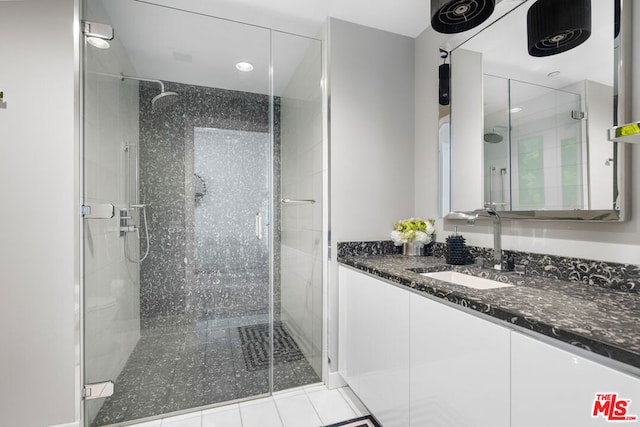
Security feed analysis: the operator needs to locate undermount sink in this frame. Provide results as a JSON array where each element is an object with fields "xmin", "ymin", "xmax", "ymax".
[{"xmin": 420, "ymin": 271, "xmax": 514, "ymax": 290}]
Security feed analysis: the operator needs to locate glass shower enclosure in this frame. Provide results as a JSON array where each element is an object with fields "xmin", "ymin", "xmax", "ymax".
[{"xmin": 81, "ymin": 1, "xmax": 324, "ymax": 425}]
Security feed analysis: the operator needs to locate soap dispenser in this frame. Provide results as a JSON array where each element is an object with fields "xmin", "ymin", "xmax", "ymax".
[{"xmin": 445, "ymin": 227, "xmax": 473, "ymax": 265}]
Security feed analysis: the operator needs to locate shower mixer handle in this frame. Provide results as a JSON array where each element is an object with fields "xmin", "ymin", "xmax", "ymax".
[{"xmin": 120, "ymin": 225, "xmax": 136, "ymax": 234}]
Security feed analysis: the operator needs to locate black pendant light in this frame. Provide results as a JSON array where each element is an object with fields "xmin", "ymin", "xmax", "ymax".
[
  {"xmin": 439, "ymin": 49, "xmax": 450, "ymax": 106},
  {"xmin": 439, "ymin": 63, "xmax": 450, "ymax": 105},
  {"xmin": 527, "ymin": 0, "xmax": 591, "ymax": 57},
  {"xmin": 431, "ymin": 0, "xmax": 495, "ymax": 34},
  {"xmin": 614, "ymin": 0, "xmax": 621, "ymax": 39}
]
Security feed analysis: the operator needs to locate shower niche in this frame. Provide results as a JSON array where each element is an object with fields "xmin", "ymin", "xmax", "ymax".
[{"xmin": 82, "ymin": 1, "xmax": 324, "ymax": 425}]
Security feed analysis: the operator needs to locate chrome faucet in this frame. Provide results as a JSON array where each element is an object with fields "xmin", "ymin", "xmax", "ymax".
[{"xmin": 467, "ymin": 208, "xmax": 502, "ymax": 270}]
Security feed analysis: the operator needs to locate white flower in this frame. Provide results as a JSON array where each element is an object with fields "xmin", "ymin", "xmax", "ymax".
[
  {"xmin": 413, "ymin": 231, "xmax": 430, "ymax": 244},
  {"xmin": 425, "ymin": 221, "xmax": 435, "ymax": 236},
  {"xmin": 390, "ymin": 217, "xmax": 436, "ymax": 245},
  {"xmin": 390, "ymin": 230, "xmax": 404, "ymax": 246}
]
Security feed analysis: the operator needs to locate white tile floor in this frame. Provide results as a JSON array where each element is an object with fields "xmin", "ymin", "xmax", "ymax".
[{"xmin": 127, "ymin": 385, "xmax": 369, "ymax": 427}]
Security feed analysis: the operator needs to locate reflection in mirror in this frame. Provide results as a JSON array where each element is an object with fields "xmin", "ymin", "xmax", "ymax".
[
  {"xmin": 484, "ymin": 76, "xmax": 588, "ymax": 211},
  {"xmin": 443, "ymin": 0, "xmax": 628, "ymax": 220},
  {"xmin": 482, "ymin": 74, "xmax": 509, "ymax": 210}
]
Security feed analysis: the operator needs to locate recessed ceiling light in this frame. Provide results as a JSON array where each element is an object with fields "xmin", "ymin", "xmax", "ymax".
[
  {"xmin": 87, "ymin": 36, "xmax": 110, "ymax": 49},
  {"xmin": 547, "ymin": 71, "xmax": 561, "ymax": 77},
  {"xmin": 510, "ymin": 107, "xmax": 523, "ymax": 113},
  {"xmin": 235, "ymin": 62, "xmax": 254, "ymax": 72}
]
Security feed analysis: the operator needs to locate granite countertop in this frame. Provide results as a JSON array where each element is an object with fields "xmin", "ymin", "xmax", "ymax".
[{"xmin": 338, "ymin": 254, "xmax": 640, "ymax": 370}]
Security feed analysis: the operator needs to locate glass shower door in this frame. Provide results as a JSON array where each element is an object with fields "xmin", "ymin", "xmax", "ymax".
[
  {"xmin": 272, "ymin": 32, "xmax": 324, "ymax": 391},
  {"xmin": 82, "ymin": 1, "xmax": 273, "ymax": 425},
  {"xmin": 83, "ymin": 1, "xmax": 325, "ymax": 425},
  {"xmin": 82, "ymin": 2, "xmax": 145, "ymax": 424}
]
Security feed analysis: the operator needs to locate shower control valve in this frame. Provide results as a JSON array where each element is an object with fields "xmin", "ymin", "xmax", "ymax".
[
  {"xmin": 119, "ymin": 208, "xmax": 136, "ymax": 236},
  {"xmin": 121, "ymin": 225, "xmax": 136, "ymax": 233}
]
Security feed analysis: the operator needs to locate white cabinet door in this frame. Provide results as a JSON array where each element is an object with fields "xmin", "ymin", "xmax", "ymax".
[
  {"xmin": 339, "ymin": 266, "xmax": 361, "ymax": 395},
  {"xmin": 410, "ymin": 294, "xmax": 511, "ymax": 427},
  {"xmin": 338, "ymin": 267, "xmax": 411, "ymax": 427},
  {"xmin": 511, "ymin": 332, "xmax": 640, "ymax": 427}
]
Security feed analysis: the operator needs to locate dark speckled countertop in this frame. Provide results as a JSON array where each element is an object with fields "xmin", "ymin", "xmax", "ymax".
[{"xmin": 339, "ymin": 254, "xmax": 640, "ymax": 370}]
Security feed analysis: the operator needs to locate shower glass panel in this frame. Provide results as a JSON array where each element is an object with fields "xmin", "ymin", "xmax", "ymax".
[
  {"xmin": 483, "ymin": 75, "xmax": 510, "ymax": 211},
  {"xmin": 82, "ymin": 1, "xmax": 323, "ymax": 426},
  {"xmin": 272, "ymin": 32, "xmax": 324, "ymax": 391}
]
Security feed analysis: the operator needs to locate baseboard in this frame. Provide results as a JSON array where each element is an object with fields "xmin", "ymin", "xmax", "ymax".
[{"xmin": 327, "ymin": 370, "xmax": 346, "ymax": 389}]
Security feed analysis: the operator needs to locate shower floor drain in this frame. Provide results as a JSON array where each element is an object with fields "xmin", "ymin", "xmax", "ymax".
[{"xmin": 238, "ymin": 321, "xmax": 306, "ymax": 371}]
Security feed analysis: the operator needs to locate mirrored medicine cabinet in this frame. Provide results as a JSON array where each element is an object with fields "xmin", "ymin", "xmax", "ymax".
[{"xmin": 439, "ymin": 0, "xmax": 631, "ymax": 221}]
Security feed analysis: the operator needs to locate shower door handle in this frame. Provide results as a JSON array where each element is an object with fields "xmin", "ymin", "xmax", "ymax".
[
  {"xmin": 255, "ymin": 212, "xmax": 263, "ymax": 240},
  {"xmin": 281, "ymin": 198, "xmax": 316, "ymax": 204}
]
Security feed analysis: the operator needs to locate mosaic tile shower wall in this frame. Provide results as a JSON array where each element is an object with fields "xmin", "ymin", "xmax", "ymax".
[
  {"xmin": 193, "ymin": 127, "xmax": 269, "ymax": 273},
  {"xmin": 138, "ymin": 82, "xmax": 281, "ymax": 320}
]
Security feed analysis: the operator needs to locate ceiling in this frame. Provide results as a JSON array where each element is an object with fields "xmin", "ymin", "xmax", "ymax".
[
  {"xmin": 96, "ymin": 0, "xmax": 324, "ymax": 95},
  {"xmin": 92, "ymin": 0, "xmax": 505, "ymax": 95},
  {"xmin": 91, "ymin": 0, "xmax": 609, "ymax": 102},
  {"xmin": 94, "ymin": 0, "xmax": 438, "ymax": 95},
  {"xmin": 135, "ymin": 0, "xmax": 432, "ymax": 38}
]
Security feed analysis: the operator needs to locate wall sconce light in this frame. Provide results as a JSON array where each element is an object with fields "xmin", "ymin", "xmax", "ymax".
[{"xmin": 527, "ymin": 0, "xmax": 591, "ymax": 57}]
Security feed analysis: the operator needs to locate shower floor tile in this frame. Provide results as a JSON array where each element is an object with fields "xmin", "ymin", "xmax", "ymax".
[{"xmin": 91, "ymin": 316, "xmax": 320, "ymax": 426}]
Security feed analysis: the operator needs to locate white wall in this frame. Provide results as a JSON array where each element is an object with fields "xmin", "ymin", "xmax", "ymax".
[
  {"xmin": 415, "ymin": 7, "xmax": 640, "ymax": 265},
  {"xmin": 415, "ymin": 29, "xmax": 448, "ymax": 220},
  {"xmin": 328, "ymin": 18, "xmax": 415, "ymax": 374},
  {"xmin": 586, "ymin": 80, "xmax": 616, "ymax": 209},
  {"xmin": 450, "ymin": 48, "xmax": 483, "ymax": 212},
  {"xmin": 0, "ymin": 0, "xmax": 78, "ymax": 426}
]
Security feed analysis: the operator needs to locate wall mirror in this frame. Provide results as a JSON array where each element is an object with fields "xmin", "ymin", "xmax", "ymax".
[{"xmin": 441, "ymin": 0, "xmax": 630, "ymax": 221}]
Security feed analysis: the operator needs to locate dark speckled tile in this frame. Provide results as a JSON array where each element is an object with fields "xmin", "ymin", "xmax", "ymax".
[
  {"xmin": 138, "ymin": 81, "xmax": 281, "ymax": 321},
  {"xmin": 338, "ymin": 252, "xmax": 640, "ymax": 370},
  {"xmin": 93, "ymin": 317, "xmax": 319, "ymax": 426}
]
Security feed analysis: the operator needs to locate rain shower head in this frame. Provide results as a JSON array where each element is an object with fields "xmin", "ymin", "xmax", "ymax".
[
  {"xmin": 152, "ymin": 90, "xmax": 178, "ymax": 111},
  {"xmin": 484, "ymin": 126, "xmax": 508, "ymax": 143},
  {"xmin": 484, "ymin": 132, "xmax": 503, "ymax": 143},
  {"xmin": 115, "ymin": 73, "xmax": 179, "ymax": 111}
]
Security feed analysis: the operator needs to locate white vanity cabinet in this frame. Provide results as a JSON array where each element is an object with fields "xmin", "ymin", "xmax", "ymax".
[
  {"xmin": 338, "ymin": 266, "xmax": 411, "ymax": 427},
  {"xmin": 339, "ymin": 265, "xmax": 640, "ymax": 427},
  {"xmin": 511, "ymin": 332, "xmax": 640, "ymax": 427},
  {"xmin": 410, "ymin": 293, "xmax": 510, "ymax": 427},
  {"xmin": 339, "ymin": 266, "xmax": 509, "ymax": 427}
]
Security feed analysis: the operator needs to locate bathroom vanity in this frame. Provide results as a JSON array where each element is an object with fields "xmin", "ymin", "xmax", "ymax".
[{"xmin": 338, "ymin": 254, "xmax": 640, "ymax": 427}]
